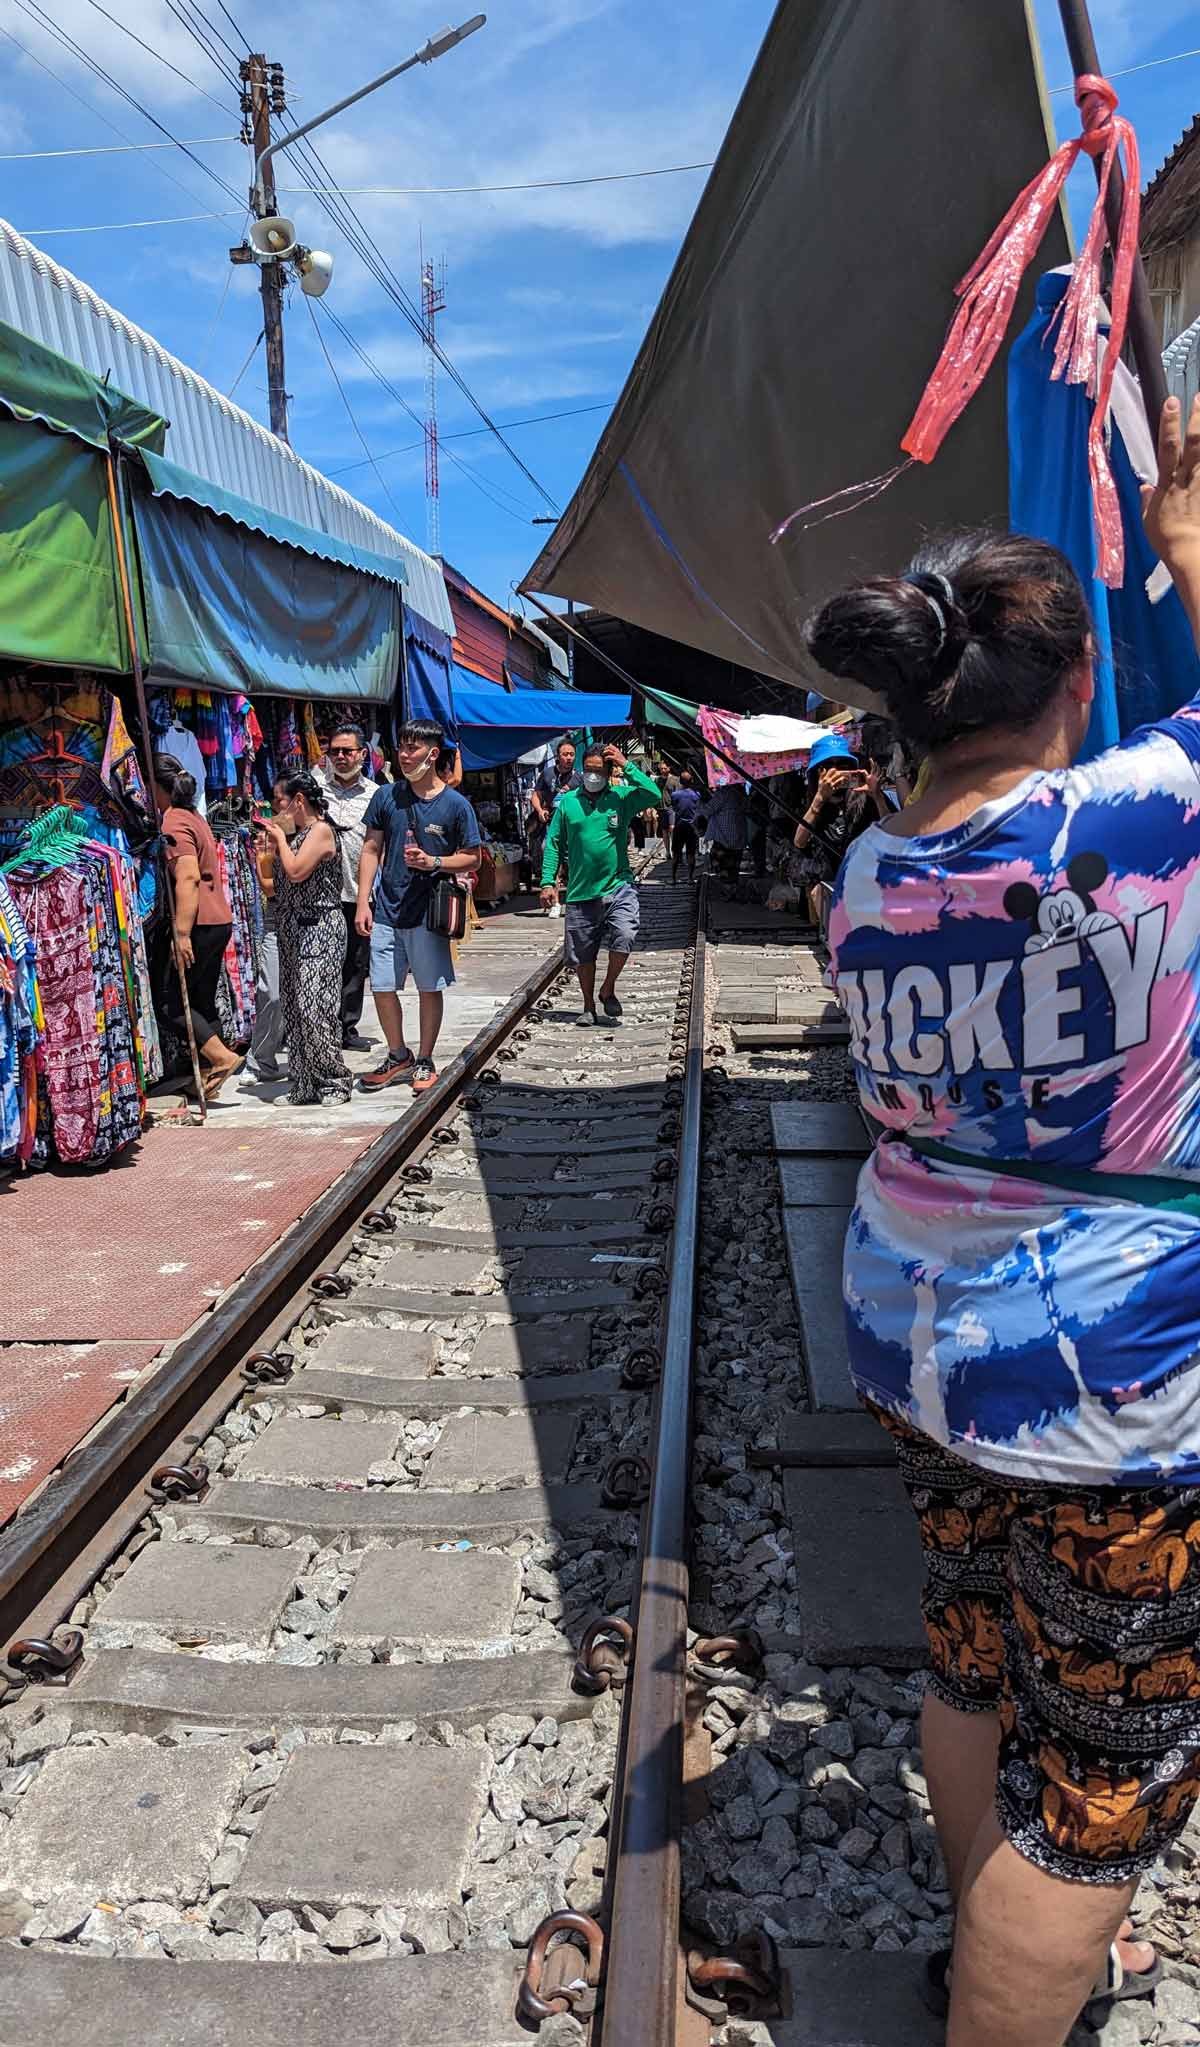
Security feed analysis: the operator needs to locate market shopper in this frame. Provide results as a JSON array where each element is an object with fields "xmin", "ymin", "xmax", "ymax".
[
  {"xmin": 789, "ymin": 732, "xmax": 885, "ymax": 923},
  {"xmin": 665, "ymin": 768, "xmax": 702, "ymax": 881},
  {"xmin": 246, "ymin": 824, "xmax": 284, "ymax": 1083},
  {"xmin": 528, "ymin": 737, "xmax": 581, "ymax": 913},
  {"xmin": 153, "ymin": 754, "xmax": 242, "ymax": 1101},
  {"xmin": 541, "ymin": 740, "xmax": 660, "ymax": 1022},
  {"xmin": 805, "ymin": 391, "xmax": 1200, "ymax": 2047},
  {"xmin": 355, "ymin": 718, "xmax": 481, "ymax": 1094},
  {"xmin": 258, "ymin": 772, "xmax": 350, "ymax": 1108},
  {"xmin": 318, "ymin": 723, "xmax": 378, "ymax": 1050},
  {"xmin": 702, "ymin": 779, "xmax": 747, "ymax": 881}
]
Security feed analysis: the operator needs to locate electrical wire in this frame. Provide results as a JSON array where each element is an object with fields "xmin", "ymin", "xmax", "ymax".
[
  {"xmin": 12, "ymin": 0, "xmax": 244, "ymax": 204},
  {"xmin": 275, "ymin": 114, "xmax": 561, "ymax": 513},
  {"xmin": 326, "ymin": 401, "xmax": 615, "ymax": 478},
  {"xmin": 208, "ymin": 0, "xmax": 251, "ymax": 54},
  {"xmin": 280, "ymin": 160, "xmax": 715, "ymax": 198},
  {"xmin": 0, "ymin": 132, "xmax": 238, "ymax": 157},
  {"xmin": 316, "ymin": 304, "xmax": 545, "ymax": 524},
  {"xmin": 19, "ymin": 209, "xmax": 242, "ymax": 234},
  {"xmin": 227, "ymin": 326, "xmax": 263, "ymax": 399},
  {"xmin": 173, "ymin": 0, "xmax": 244, "ymax": 77},
  {"xmin": 1050, "ymin": 46, "xmax": 1200, "ymax": 91},
  {"xmin": 0, "ymin": 19, "xmax": 245, "ymax": 225},
  {"xmin": 303, "ymin": 293, "xmax": 408, "ymax": 528},
  {"xmin": 199, "ymin": 209, "xmax": 246, "ymax": 376},
  {"xmin": 158, "ymin": 0, "xmax": 241, "ymax": 92},
  {"xmin": 75, "ymin": 0, "xmax": 235, "ymax": 110}
]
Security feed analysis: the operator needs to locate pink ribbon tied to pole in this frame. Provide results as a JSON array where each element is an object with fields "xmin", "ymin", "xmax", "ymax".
[{"xmin": 902, "ymin": 73, "xmax": 1140, "ymax": 587}]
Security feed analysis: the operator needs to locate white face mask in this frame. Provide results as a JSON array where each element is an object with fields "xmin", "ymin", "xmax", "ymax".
[{"xmin": 583, "ymin": 770, "xmax": 607, "ymax": 794}]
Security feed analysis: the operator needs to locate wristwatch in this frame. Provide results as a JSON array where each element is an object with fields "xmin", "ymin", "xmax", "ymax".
[{"xmin": 430, "ymin": 856, "xmax": 443, "ymax": 875}]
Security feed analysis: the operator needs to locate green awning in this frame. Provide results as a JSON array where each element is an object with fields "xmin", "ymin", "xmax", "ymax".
[
  {"xmin": 643, "ymin": 687, "xmax": 701, "ymax": 730},
  {"xmin": 140, "ymin": 451, "xmax": 407, "ymax": 588},
  {"xmin": 0, "ymin": 318, "xmax": 165, "ymax": 453}
]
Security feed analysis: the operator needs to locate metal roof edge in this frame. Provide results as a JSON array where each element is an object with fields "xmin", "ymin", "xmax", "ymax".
[{"xmin": 0, "ymin": 216, "xmax": 453, "ymax": 637}]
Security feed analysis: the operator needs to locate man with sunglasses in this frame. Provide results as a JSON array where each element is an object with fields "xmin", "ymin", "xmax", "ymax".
[{"xmin": 318, "ymin": 723, "xmax": 378, "ymax": 1050}]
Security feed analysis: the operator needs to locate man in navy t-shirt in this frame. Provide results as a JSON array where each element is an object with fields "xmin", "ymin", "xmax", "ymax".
[{"xmin": 355, "ymin": 719, "xmax": 480, "ymax": 1094}]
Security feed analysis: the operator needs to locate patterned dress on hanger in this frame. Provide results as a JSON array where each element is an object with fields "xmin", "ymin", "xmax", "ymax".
[{"xmin": 274, "ymin": 828, "xmax": 350, "ymax": 1106}]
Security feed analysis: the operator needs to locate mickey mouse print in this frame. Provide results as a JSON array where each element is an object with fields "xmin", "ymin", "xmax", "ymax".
[{"xmin": 826, "ymin": 695, "xmax": 1200, "ymax": 1487}]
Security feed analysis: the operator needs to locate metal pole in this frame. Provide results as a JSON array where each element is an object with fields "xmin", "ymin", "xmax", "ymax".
[
  {"xmin": 244, "ymin": 54, "xmax": 290, "ymax": 443},
  {"xmin": 1055, "ymin": 0, "xmax": 1168, "ymax": 430},
  {"xmin": 105, "ymin": 448, "xmax": 207, "ymax": 1121}
]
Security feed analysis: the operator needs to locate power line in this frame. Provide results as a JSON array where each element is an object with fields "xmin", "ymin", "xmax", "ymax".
[
  {"xmin": 316, "ymin": 304, "xmax": 544, "ymax": 524},
  {"xmin": 275, "ymin": 113, "xmax": 561, "ymax": 514},
  {"xmin": 158, "ymin": 0, "xmax": 240, "ymax": 92},
  {"xmin": 0, "ymin": 132, "xmax": 238, "ymax": 158},
  {"xmin": 326, "ymin": 401, "xmax": 615, "ymax": 478},
  {"xmin": 12, "ymin": 0, "xmax": 244, "ymax": 204},
  {"xmin": 227, "ymin": 326, "xmax": 263, "ymax": 399},
  {"xmin": 75, "ymin": 0, "xmax": 235, "ymax": 111},
  {"xmin": 208, "ymin": 0, "xmax": 251, "ymax": 54},
  {"xmin": 304, "ymin": 293, "xmax": 408, "ymax": 529},
  {"xmin": 199, "ymin": 208, "xmax": 246, "ymax": 376},
  {"xmin": 0, "ymin": 18, "xmax": 246, "ymax": 224},
  {"xmin": 1050, "ymin": 46, "xmax": 1200, "ymax": 91},
  {"xmin": 278, "ymin": 160, "xmax": 715, "ymax": 197},
  {"xmin": 18, "ymin": 208, "xmax": 241, "ymax": 234}
]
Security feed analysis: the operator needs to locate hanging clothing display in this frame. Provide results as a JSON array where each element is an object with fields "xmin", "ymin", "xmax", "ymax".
[
  {"xmin": 0, "ymin": 873, "xmax": 38, "ymax": 1163},
  {"xmin": 211, "ymin": 808, "xmax": 262, "ymax": 1049}
]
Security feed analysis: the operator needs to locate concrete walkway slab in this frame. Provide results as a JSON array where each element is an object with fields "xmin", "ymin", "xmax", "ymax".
[
  {"xmin": 425, "ymin": 1410, "xmax": 579, "ymax": 1489},
  {"xmin": 771, "ymin": 1103, "xmax": 869, "ymax": 1153},
  {"xmin": 782, "ymin": 1208, "xmax": 856, "ymax": 1410},
  {"xmin": 1, "ymin": 1744, "xmax": 243, "ymax": 1903},
  {"xmin": 306, "ymin": 1327, "xmax": 439, "ymax": 1377},
  {"xmin": 230, "ymin": 1745, "xmax": 488, "ymax": 1911},
  {"xmin": 236, "ymin": 1416, "xmax": 402, "ymax": 1484},
  {"xmin": 0, "ymin": 1341, "xmax": 160, "ymax": 1529},
  {"xmin": 768, "ymin": 1948, "xmax": 943, "ymax": 2044},
  {"xmin": 90, "ymin": 1541, "xmax": 300, "ymax": 1649},
  {"xmin": 732, "ymin": 1020, "xmax": 849, "ymax": 1048},
  {"xmin": 465, "ymin": 1321, "xmax": 592, "ymax": 1375},
  {"xmin": 68, "ymin": 1645, "xmax": 590, "ymax": 1736},
  {"xmin": 377, "ymin": 1248, "xmax": 494, "ymax": 1292},
  {"xmin": 778, "ymin": 1157, "xmax": 864, "ymax": 1207},
  {"xmin": 0, "ymin": 1947, "xmax": 532, "ymax": 2047},
  {"xmin": 784, "ymin": 1467, "xmax": 926, "ymax": 1668},
  {"xmin": 333, "ymin": 1546, "xmax": 521, "ymax": 1653}
]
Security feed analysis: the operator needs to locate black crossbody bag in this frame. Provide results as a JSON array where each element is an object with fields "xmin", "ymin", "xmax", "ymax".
[{"xmin": 407, "ymin": 798, "xmax": 470, "ymax": 940}]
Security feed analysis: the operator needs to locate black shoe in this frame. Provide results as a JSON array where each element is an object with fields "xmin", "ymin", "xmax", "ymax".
[
  {"xmin": 576, "ymin": 1010, "xmax": 599, "ymax": 1027},
  {"xmin": 342, "ymin": 1028, "xmax": 372, "ymax": 1050},
  {"xmin": 600, "ymin": 992, "xmax": 623, "ymax": 1019},
  {"xmin": 357, "ymin": 1049, "xmax": 415, "ymax": 1091}
]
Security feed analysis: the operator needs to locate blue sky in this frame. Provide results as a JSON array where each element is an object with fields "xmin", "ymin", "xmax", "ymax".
[{"xmin": 0, "ymin": 0, "xmax": 1196, "ymax": 614}]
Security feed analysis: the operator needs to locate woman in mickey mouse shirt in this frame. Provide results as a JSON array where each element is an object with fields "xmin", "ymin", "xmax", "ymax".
[{"xmin": 806, "ymin": 395, "xmax": 1200, "ymax": 2047}]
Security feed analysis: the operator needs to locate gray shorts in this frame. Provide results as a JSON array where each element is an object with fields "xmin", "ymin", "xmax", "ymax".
[
  {"xmin": 564, "ymin": 883, "xmax": 640, "ymax": 967},
  {"xmin": 369, "ymin": 920, "xmax": 455, "ymax": 993}
]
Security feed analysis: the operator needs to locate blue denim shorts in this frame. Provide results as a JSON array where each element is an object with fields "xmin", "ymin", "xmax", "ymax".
[
  {"xmin": 564, "ymin": 883, "xmax": 641, "ymax": 967},
  {"xmin": 369, "ymin": 920, "xmax": 456, "ymax": 994}
]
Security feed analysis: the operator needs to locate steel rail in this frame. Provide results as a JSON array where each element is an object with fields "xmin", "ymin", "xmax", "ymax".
[
  {"xmin": 597, "ymin": 878, "xmax": 707, "ymax": 2046},
  {"xmin": 0, "ymin": 938, "xmax": 567, "ymax": 1656}
]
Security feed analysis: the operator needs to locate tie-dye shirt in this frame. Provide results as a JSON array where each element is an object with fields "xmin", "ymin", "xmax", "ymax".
[{"xmin": 828, "ymin": 697, "xmax": 1200, "ymax": 1486}]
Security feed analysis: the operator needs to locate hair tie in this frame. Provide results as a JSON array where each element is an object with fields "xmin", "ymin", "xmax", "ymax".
[{"xmin": 907, "ymin": 581, "xmax": 948, "ymax": 655}]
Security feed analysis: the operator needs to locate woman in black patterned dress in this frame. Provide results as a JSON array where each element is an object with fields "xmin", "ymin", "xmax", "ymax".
[{"xmin": 258, "ymin": 771, "xmax": 351, "ymax": 1106}]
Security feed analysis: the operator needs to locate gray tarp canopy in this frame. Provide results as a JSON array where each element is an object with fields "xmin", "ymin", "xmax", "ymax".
[{"xmin": 521, "ymin": 0, "xmax": 1070, "ymax": 705}]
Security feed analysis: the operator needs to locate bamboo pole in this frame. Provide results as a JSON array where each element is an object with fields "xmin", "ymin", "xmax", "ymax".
[{"xmin": 105, "ymin": 446, "xmax": 207, "ymax": 1122}]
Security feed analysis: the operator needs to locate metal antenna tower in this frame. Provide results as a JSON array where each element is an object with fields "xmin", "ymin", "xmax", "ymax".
[{"xmin": 420, "ymin": 242, "xmax": 447, "ymax": 557}]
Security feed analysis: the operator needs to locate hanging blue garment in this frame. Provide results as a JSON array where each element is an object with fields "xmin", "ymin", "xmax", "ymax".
[{"xmin": 1008, "ymin": 270, "xmax": 1200, "ymax": 761}]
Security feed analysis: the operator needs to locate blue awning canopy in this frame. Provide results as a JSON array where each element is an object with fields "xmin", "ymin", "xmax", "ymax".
[
  {"xmin": 130, "ymin": 462, "xmax": 402, "ymax": 702},
  {"xmin": 405, "ymin": 648, "xmax": 628, "ymax": 769}
]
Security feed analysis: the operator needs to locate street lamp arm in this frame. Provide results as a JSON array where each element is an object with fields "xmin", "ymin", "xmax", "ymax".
[{"xmin": 253, "ymin": 16, "xmax": 486, "ymax": 209}]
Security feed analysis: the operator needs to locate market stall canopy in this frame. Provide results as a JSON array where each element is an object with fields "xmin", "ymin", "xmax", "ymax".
[
  {"xmin": 406, "ymin": 655, "xmax": 630, "ymax": 771},
  {"xmin": 520, "ymin": 0, "xmax": 1068, "ymax": 702},
  {"xmin": 0, "ymin": 320, "xmax": 167, "ymax": 672},
  {"xmin": 129, "ymin": 453, "xmax": 403, "ymax": 702}
]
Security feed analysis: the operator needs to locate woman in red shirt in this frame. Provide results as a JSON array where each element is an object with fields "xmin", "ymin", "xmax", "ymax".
[{"xmin": 153, "ymin": 754, "xmax": 242, "ymax": 1100}]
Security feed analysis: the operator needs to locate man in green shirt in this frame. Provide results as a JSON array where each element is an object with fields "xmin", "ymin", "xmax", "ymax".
[{"xmin": 540, "ymin": 740, "xmax": 661, "ymax": 1023}]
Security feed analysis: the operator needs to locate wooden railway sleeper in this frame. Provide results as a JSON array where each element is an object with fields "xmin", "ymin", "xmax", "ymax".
[{"xmin": 515, "ymin": 1911, "xmax": 604, "ymax": 2026}]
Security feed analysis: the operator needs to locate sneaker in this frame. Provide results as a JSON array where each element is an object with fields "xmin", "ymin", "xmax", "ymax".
[
  {"xmin": 411, "ymin": 1056, "xmax": 438, "ymax": 1093},
  {"xmin": 576, "ymin": 1009, "xmax": 599, "ymax": 1027},
  {"xmin": 600, "ymin": 993, "xmax": 624, "ymax": 1019},
  {"xmin": 357, "ymin": 1049, "xmax": 415, "ymax": 1091}
]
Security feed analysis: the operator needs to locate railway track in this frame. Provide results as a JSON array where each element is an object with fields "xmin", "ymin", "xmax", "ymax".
[{"xmin": 0, "ymin": 864, "xmax": 707, "ymax": 2047}]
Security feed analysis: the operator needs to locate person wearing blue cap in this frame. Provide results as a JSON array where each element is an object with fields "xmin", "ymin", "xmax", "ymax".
[{"xmin": 789, "ymin": 732, "xmax": 885, "ymax": 922}]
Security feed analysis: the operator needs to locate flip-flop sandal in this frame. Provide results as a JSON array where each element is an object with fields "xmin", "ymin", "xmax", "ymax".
[
  {"xmin": 1085, "ymin": 1943, "xmax": 1163, "ymax": 2015},
  {"xmin": 202, "ymin": 1057, "xmax": 245, "ymax": 1102}
]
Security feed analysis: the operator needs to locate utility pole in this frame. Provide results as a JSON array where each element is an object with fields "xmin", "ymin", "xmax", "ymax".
[
  {"xmin": 420, "ymin": 240, "xmax": 446, "ymax": 557},
  {"xmin": 239, "ymin": 54, "xmax": 290, "ymax": 442}
]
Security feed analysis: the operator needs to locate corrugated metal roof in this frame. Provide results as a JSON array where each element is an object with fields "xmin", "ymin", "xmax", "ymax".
[
  {"xmin": 0, "ymin": 215, "xmax": 454, "ymax": 637},
  {"xmin": 1142, "ymin": 114, "xmax": 1200, "ymax": 254}
]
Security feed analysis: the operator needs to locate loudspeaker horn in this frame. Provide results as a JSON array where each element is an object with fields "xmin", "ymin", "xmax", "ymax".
[
  {"xmin": 298, "ymin": 248, "xmax": 335, "ymax": 299},
  {"xmin": 248, "ymin": 214, "xmax": 297, "ymax": 261}
]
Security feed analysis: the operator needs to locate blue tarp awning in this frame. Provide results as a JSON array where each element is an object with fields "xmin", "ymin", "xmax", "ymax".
[
  {"xmin": 404, "ymin": 646, "xmax": 629, "ymax": 770},
  {"xmin": 130, "ymin": 466, "xmax": 402, "ymax": 702},
  {"xmin": 140, "ymin": 451, "xmax": 407, "ymax": 587}
]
